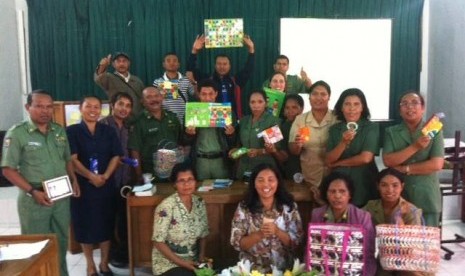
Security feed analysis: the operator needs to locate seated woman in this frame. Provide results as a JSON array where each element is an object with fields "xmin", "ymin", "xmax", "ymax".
[
  {"xmin": 364, "ymin": 168, "xmax": 423, "ymax": 276},
  {"xmin": 230, "ymin": 164, "xmax": 303, "ymax": 273},
  {"xmin": 311, "ymin": 172, "xmax": 376, "ymax": 276},
  {"xmin": 152, "ymin": 163, "xmax": 209, "ymax": 276}
]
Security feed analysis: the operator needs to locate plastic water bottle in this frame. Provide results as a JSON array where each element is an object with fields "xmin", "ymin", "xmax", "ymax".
[
  {"xmin": 221, "ymin": 83, "xmax": 228, "ymax": 103},
  {"xmin": 89, "ymin": 157, "xmax": 98, "ymax": 174},
  {"xmin": 121, "ymin": 157, "xmax": 139, "ymax": 167},
  {"xmin": 293, "ymin": 173, "xmax": 304, "ymax": 184}
]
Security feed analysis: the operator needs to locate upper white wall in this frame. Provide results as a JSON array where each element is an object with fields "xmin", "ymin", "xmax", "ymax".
[
  {"xmin": 427, "ymin": 0, "xmax": 465, "ymax": 137},
  {"xmin": 0, "ymin": 0, "xmax": 26, "ymax": 130}
]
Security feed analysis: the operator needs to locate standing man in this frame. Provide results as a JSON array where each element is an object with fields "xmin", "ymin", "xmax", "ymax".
[
  {"xmin": 153, "ymin": 52, "xmax": 195, "ymax": 125},
  {"xmin": 128, "ymin": 87, "xmax": 183, "ymax": 182},
  {"xmin": 99, "ymin": 92, "xmax": 133, "ymax": 268},
  {"xmin": 94, "ymin": 52, "xmax": 145, "ymax": 116},
  {"xmin": 1, "ymin": 89, "xmax": 80, "ymax": 276},
  {"xmin": 185, "ymin": 79, "xmax": 236, "ymax": 180},
  {"xmin": 187, "ymin": 34, "xmax": 255, "ymax": 118},
  {"xmin": 262, "ymin": 55, "xmax": 312, "ymax": 94}
]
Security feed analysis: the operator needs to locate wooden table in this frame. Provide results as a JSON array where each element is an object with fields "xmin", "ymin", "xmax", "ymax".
[
  {"xmin": 0, "ymin": 234, "xmax": 59, "ymax": 276},
  {"xmin": 127, "ymin": 180, "xmax": 314, "ymax": 276}
]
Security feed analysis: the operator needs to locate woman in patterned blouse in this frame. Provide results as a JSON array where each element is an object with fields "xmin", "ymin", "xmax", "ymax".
[
  {"xmin": 152, "ymin": 163, "xmax": 209, "ymax": 276},
  {"xmin": 230, "ymin": 163, "xmax": 303, "ymax": 273}
]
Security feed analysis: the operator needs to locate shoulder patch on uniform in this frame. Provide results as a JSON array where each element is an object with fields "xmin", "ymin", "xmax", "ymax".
[{"xmin": 3, "ymin": 138, "xmax": 11, "ymax": 148}]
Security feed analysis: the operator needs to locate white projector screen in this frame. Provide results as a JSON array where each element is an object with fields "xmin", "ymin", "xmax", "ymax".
[{"xmin": 280, "ymin": 18, "xmax": 392, "ymax": 120}]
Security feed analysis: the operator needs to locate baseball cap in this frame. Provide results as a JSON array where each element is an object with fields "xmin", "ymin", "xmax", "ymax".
[{"xmin": 113, "ymin": 52, "xmax": 130, "ymax": 61}]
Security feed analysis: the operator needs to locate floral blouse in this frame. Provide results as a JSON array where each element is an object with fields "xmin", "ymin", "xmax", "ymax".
[
  {"xmin": 230, "ymin": 201, "xmax": 303, "ymax": 273},
  {"xmin": 152, "ymin": 193, "xmax": 209, "ymax": 275}
]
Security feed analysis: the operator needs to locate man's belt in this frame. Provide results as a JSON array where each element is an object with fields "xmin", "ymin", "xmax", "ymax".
[{"xmin": 196, "ymin": 152, "xmax": 223, "ymax": 159}]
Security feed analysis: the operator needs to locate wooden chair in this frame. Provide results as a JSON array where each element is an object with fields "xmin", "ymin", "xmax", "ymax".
[{"xmin": 440, "ymin": 130, "xmax": 465, "ymax": 260}]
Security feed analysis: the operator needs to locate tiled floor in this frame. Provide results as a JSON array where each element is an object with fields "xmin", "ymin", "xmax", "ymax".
[{"xmin": 1, "ymin": 186, "xmax": 464, "ymax": 275}]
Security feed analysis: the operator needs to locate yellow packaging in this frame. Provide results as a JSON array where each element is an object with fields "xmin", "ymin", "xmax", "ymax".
[{"xmin": 421, "ymin": 114, "xmax": 443, "ymax": 138}]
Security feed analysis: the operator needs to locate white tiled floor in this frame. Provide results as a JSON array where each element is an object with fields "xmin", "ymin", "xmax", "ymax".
[{"xmin": 1, "ymin": 186, "xmax": 465, "ymax": 275}]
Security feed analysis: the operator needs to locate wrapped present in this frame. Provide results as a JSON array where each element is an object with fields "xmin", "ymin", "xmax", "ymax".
[{"xmin": 306, "ymin": 223, "xmax": 366, "ymax": 276}]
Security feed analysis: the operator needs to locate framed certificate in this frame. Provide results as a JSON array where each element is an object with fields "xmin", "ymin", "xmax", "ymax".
[{"xmin": 42, "ymin": 175, "xmax": 73, "ymax": 201}]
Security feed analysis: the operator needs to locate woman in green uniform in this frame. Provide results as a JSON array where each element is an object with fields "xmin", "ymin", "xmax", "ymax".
[
  {"xmin": 382, "ymin": 91, "xmax": 444, "ymax": 226},
  {"xmin": 326, "ymin": 88, "xmax": 379, "ymax": 207},
  {"xmin": 231, "ymin": 90, "xmax": 282, "ymax": 180}
]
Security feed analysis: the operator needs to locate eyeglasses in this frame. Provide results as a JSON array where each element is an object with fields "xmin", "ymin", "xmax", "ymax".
[
  {"xmin": 399, "ymin": 101, "xmax": 421, "ymax": 108},
  {"xmin": 176, "ymin": 178, "xmax": 196, "ymax": 185}
]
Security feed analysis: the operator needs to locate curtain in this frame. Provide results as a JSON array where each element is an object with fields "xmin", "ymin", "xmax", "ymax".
[{"xmin": 27, "ymin": 0, "xmax": 424, "ymax": 119}]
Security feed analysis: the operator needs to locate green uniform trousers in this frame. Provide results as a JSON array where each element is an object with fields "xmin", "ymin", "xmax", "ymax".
[{"xmin": 18, "ymin": 192, "xmax": 70, "ymax": 276}]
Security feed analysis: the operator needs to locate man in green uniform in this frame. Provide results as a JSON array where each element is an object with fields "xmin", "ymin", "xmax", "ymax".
[
  {"xmin": 262, "ymin": 55, "xmax": 312, "ymax": 94},
  {"xmin": 128, "ymin": 87, "xmax": 183, "ymax": 182},
  {"xmin": 1, "ymin": 89, "xmax": 80, "ymax": 276},
  {"xmin": 185, "ymin": 79, "xmax": 236, "ymax": 180}
]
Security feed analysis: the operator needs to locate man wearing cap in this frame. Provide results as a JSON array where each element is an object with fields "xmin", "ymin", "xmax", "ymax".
[
  {"xmin": 1, "ymin": 89, "xmax": 80, "ymax": 276},
  {"xmin": 128, "ymin": 87, "xmax": 183, "ymax": 183},
  {"xmin": 94, "ymin": 52, "xmax": 145, "ymax": 116},
  {"xmin": 153, "ymin": 52, "xmax": 195, "ymax": 125}
]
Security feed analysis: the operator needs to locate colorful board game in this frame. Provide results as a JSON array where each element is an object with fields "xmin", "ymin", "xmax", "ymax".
[{"xmin": 204, "ymin": 18, "xmax": 244, "ymax": 48}]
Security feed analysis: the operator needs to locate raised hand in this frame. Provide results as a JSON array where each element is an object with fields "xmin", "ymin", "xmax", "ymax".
[
  {"xmin": 243, "ymin": 35, "xmax": 255, "ymax": 53},
  {"xmin": 192, "ymin": 34, "xmax": 206, "ymax": 54},
  {"xmin": 99, "ymin": 54, "xmax": 112, "ymax": 68}
]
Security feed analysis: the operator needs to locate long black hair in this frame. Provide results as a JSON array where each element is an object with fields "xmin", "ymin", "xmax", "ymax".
[{"xmin": 243, "ymin": 163, "xmax": 295, "ymax": 213}]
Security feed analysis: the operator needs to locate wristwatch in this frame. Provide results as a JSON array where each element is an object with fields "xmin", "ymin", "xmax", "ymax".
[{"xmin": 27, "ymin": 186, "xmax": 37, "ymax": 196}]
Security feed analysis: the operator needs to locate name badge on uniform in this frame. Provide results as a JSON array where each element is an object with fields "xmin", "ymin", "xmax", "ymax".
[
  {"xmin": 148, "ymin": 128, "xmax": 158, "ymax": 133},
  {"xmin": 3, "ymin": 138, "xmax": 11, "ymax": 148},
  {"xmin": 28, "ymin": 142, "xmax": 42, "ymax": 146}
]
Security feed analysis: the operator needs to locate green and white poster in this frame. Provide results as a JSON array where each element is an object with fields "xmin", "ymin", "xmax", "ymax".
[{"xmin": 185, "ymin": 102, "xmax": 233, "ymax": 127}]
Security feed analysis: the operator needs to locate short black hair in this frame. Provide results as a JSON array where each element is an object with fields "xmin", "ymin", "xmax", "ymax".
[
  {"xmin": 309, "ymin": 80, "xmax": 332, "ymax": 96},
  {"xmin": 243, "ymin": 163, "xmax": 295, "ymax": 213},
  {"xmin": 248, "ymin": 89, "xmax": 267, "ymax": 102},
  {"xmin": 215, "ymin": 54, "xmax": 231, "ymax": 64},
  {"xmin": 170, "ymin": 162, "xmax": 197, "ymax": 183},
  {"xmin": 377, "ymin": 167, "xmax": 405, "ymax": 184},
  {"xmin": 79, "ymin": 96, "xmax": 102, "ymax": 108},
  {"xmin": 197, "ymin": 79, "xmax": 219, "ymax": 92},
  {"xmin": 27, "ymin": 89, "xmax": 52, "ymax": 105},
  {"xmin": 319, "ymin": 171, "xmax": 355, "ymax": 204},
  {"xmin": 110, "ymin": 92, "xmax": 133, "ymax": 107},
  {"xmin": 163, "ymin": 52, "xmax": 178, "ymax": 60},
  {"xmin": 275, "ymin": 55, "xmax": 289, "ymax": 64},
  {"xmin": 398, "ymin": 90, "xmax": 425, "ymax": 106},
  {"xmin": 284, "ymin": 94, "xmax": 304, "ymax": 109},
  {"xmin": 333, "ymin": 88, "xmax": 371, "ymax": 121}
]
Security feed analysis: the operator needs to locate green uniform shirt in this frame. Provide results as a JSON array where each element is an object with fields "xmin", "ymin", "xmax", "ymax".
[
  {"xmin": 128, "ymin": 109, "xmax": 182, "ymax": 174},
  {"xmin": 383, "ymin": 121, "xmax": 444, "ymax": 214},
  {"xmin": 197, "ymin": 128, "xmax": 222, "ymax": 154},
  {"xmin": 327, "ymin": 119, "xmax": 380, "ymax": 206},
  {"xmin": 1, "ymin": 119, "xmax": 71, "ymax": 186},
  {"xmin": 236, "ymin": 113, "xmax": 281, "ymax": 179},
  {"xmin": 262, "ymin": 74, "xmax": 308, "ymax": 94}
]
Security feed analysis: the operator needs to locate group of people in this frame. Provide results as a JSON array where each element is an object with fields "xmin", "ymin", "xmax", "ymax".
[{"xmin": 0, "ymin": 33, "xmax": 444, "ymax": 276}]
